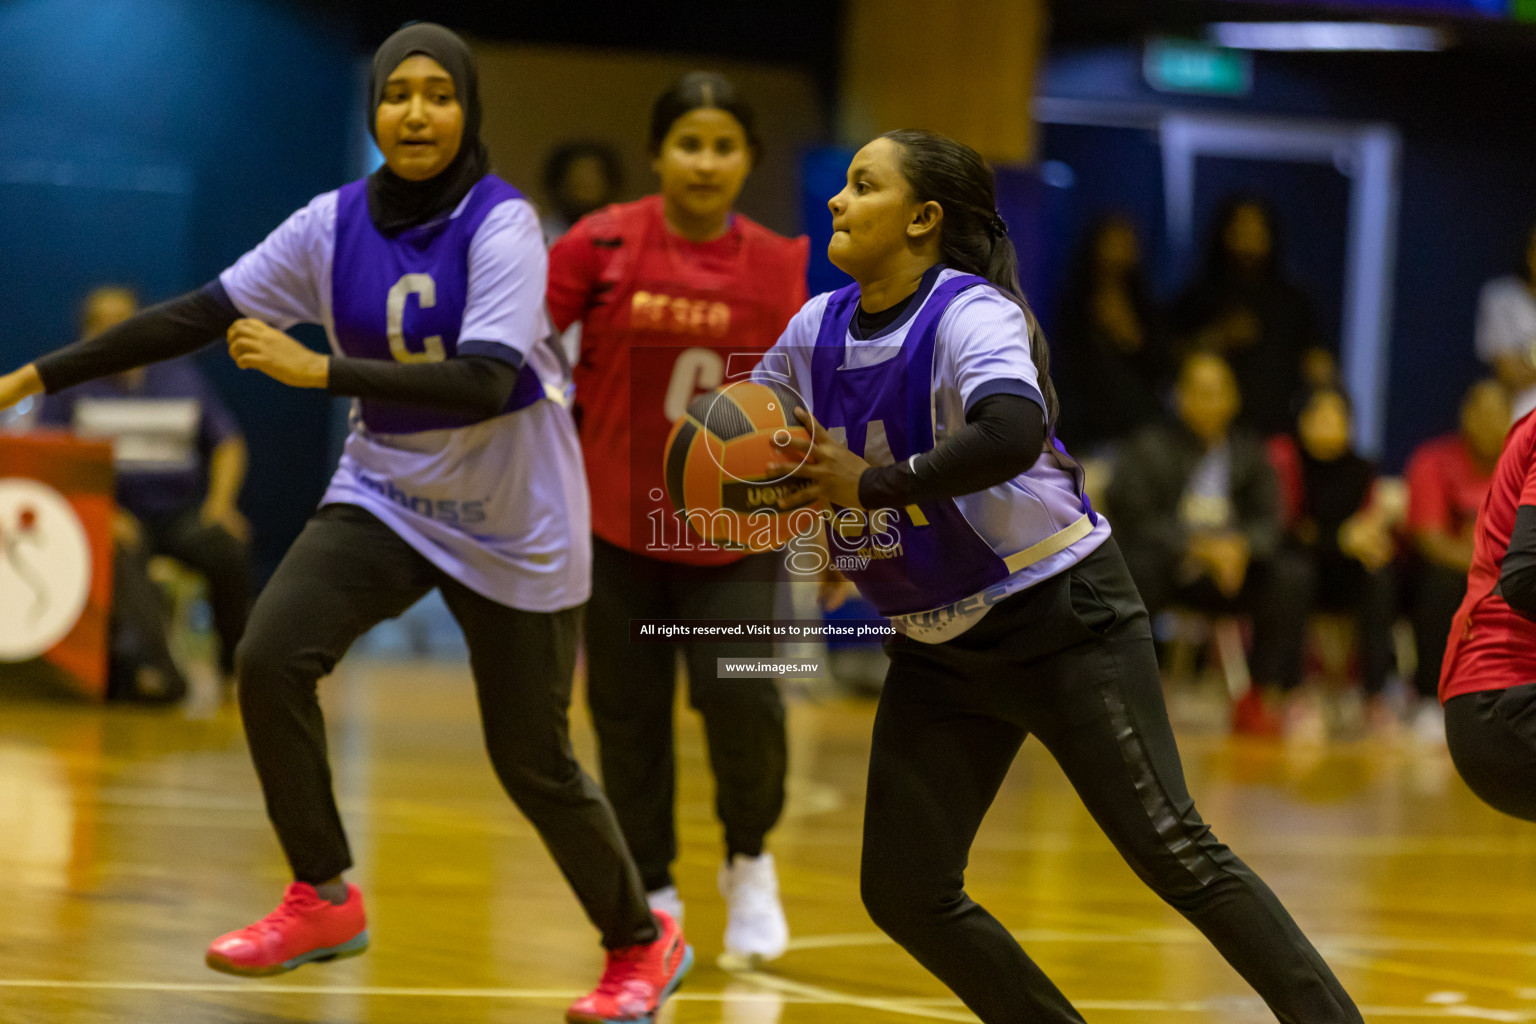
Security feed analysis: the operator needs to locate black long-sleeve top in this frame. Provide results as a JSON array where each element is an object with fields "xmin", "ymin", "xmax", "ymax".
[
  {"xmin": 857, "ymin": 393, "xmax": 1045, "ymax": 509},
  {"xmin": 33, "ymin": 281, "xmax": 520, "ymax": 419}
]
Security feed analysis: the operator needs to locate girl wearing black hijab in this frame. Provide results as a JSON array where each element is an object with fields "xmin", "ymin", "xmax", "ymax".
[{"xmin": 0, "ymin": 23, "xmax": 691, "ymax": 1023}]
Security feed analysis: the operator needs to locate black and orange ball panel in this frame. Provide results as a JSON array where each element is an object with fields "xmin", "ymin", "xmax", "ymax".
[{"xmin": 662, "ymin": 381, "xmax": 820, "ymax": 551}]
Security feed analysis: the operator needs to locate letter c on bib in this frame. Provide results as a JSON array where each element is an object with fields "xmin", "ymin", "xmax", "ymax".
[{"xmin": 387, "ymin": 274, "xmax": 446, "ymax": 363}]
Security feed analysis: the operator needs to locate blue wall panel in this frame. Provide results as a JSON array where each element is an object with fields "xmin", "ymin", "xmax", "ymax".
[{"xmin": 0, "ymin": 0, "xmax": 361, "ymax": 574}]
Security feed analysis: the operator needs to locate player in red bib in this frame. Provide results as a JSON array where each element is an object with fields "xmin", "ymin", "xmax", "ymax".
[
  {"xmin": 1440, "ymin": 405, "xmax": 1536, "ymax": 818},
  {"xmin": 546, "ymin": 72, "xmax": 810, "ymax": 967}
]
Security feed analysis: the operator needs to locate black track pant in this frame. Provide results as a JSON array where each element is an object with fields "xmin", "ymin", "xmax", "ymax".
[
  {"xmin": 585, "ymin": 535, "xmax": 786, "ymax": 892},
  {"xmin": 1446, "ymin": 683, "xmax": 1536, "ymax": 821},
  {"xmin": 234, "ymin": 504, "xmax": 655, "ymax": 949},
  {"xmin": 860, "ymin": 538, "xmax": 1362, "ymax": 1024}
]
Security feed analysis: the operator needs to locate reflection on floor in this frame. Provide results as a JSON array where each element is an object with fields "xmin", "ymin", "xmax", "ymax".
[{"xmin": 1, "ymin": 659, "xmax": 1532, "ymax": 1023}]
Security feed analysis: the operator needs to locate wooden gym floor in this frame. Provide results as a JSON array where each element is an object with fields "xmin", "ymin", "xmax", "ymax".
[{"xmin": 3, "ymin": 658, "xmax": 1536, "ymax": 1023}]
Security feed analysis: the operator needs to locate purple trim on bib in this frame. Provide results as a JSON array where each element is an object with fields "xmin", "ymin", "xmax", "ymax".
[
  {"xmin": 964, "ymin": 377, "xmax": 1045, "ymax": 415},
  {"xmin": 1052, "ymin": 435, "xmax": 1099, "ymax": 526}
]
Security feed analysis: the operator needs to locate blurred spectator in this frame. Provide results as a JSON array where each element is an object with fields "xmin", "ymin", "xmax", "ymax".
[
  {"xmin": 1107, "ymin": 353, "xmax": 1303, "ymax": 736},
  {"xmin": 540, "ymin": 140, "xmax": 625, "ymax": 243},
  {"xmin": 0, "ymin": 390, "xmax": 39, "ymax": 433},
  {"xmin": 541, "ymin": 141, "xmax": 625, "ymax": 365},
  {"xmin": 41, "ymin": 285, "xmax": 252, "ymax": 702},
  {"xmin": 1474, "ymin": 222, "xmax": 1536, "ymax": 418},
  {"xmin": 1053, "ymin": 213, "xmax": 1166, "ymax": 452},
  {"xmin": 1404, "ymin": 379, "xmax": 1510, "ymax": 740},
  {"xmin": 1268, "ymin": 387, "xmax": 1398, "ymax": 734},
  {"xmin": 1169, "ymin": 196, "xmax": 1336, "ymax": 434}
]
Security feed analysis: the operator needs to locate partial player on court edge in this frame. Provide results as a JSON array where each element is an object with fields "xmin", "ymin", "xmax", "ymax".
[{"xmin": 1438, "ymin": 403, "xmax": 1536, "ymax": 834}]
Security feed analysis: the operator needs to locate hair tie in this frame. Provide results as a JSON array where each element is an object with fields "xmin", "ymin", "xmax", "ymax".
[{"xmin": 987, "ymin": 212, "xmax": 1009, "ymax": 241}]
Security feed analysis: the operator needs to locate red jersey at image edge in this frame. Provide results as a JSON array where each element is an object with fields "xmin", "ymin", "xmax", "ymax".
[
  {"xmin": 1441, "ymin": 409, "xmax": 1536, "ymax": 702},
  {"xmin": 547, "ymin": 195, "xmax": 810, "ymax": 564}
]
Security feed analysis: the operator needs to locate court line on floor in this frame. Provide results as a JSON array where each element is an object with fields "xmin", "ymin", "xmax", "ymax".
[
  {"xmin": 1, "ymin": 980, "xmax": 1531, "ymax": 1021},
  {"xmin": 1318, "ymin": 1009, "xmax": 1529, "ymax": 1022},
  {"xmin": 48, "ymin": 785, "xmax": 1536, "ymax": 858},
  {"xmin": 1325, "ymin": 951, "xmax": 1534, "ymax": 999},
  {"xmin": 0, "ymin": 981, "xmax": 580, "ymax": 998},
  {"xmin": 786, "ymin": 929, "xmax": 1536, "ymax": 961},
  {"xmin": 731, "ymin": 972, "xmax": 976, "ymax": 1021},
  {"xmin": 0, "ymin": 978, "xmax": 961, "ymax": 1021},
  {"xmin": 0, "ymin": 980, "xmax": 821, "ymax": 1006},
  {"xmin": 1070, "ymin": 1005, "xmax": 1531, "ymax": 1022}
]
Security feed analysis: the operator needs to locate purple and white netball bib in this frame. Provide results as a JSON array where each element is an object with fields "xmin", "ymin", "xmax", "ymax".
[
  {"xmin": 807, "ymin": 274, "xmax": 1019, "ymax": 616},
  {"xmin": 331, "ymin": 176, "xmax": 543, "ymax": 434}
]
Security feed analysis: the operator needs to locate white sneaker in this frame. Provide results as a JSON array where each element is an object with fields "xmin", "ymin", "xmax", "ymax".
[
  {"xmin": 646, "ymin": 885, "xmax": 684, "ymax": 928},
  {"xmin": 1413, "ymin": 700, "xmax": 1446, "ymax": 746},
  {"xmin": 1283, "ymin": 689, "xmax": 1328, "ymax": 746},
  {"xmin": 717, "ymin": 853, "xmax": 788, "ymax": 969}
]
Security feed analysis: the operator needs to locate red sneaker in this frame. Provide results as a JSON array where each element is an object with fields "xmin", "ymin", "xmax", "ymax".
[
  {"xmin": 567, "ymin": 910, "xmax": 693, "ymax": 1024},
  {"xmin": 205, "ymin": 882, "xmax": 368, "ymax": 976},
  {"xmin": 1231, "ymin": 687, "xmax": 1282, "ymax": 737}
]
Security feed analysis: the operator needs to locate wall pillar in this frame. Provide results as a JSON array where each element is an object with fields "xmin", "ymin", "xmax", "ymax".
[{"xmin": 839, "ymin": 0, "xmax": 1048, "ymax": 163}]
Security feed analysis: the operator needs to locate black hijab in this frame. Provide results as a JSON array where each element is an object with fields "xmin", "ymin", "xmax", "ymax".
[{"xmin": 365, "ymin": 23, "xmax": 490, "ymax": 235}]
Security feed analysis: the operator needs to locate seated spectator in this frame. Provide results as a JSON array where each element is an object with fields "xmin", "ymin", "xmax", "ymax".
[
  {"xmin": 1107, "ymin": 352, "xmax": 1303, "ymax": 736},
  {"xmin": 1475, "ymin": 222, "xmax": 1536, "ymax": 418},
  {"xmin": 1052, "ymin": 213, "xmax": 1166, "ymax": 453},
  {"xmin": 1268, "ymin": 387, "xmax": 1398, "ymax": 735},
  {"xmin": 1169, "ymin": 195, "xmax": 1336, "ymax": 435},
  {"xmin": 540, "ymin": 140, "xmax": 624, "ymax": 243},
  {"xmin": 41, "ymin": 285, "xmax": 251, "ymax": 702},
  {"xmin": 1404, "ymin": 379, "xmax": 1510, "ymax": 740}
]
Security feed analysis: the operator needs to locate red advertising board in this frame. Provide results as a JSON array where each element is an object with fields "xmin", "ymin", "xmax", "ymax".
[{"xmin": 0, "ymin": 431, "xmax": 114, "ymax": 700}]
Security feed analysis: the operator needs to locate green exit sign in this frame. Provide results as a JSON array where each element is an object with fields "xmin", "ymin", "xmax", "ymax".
[{"xmin": 1144, "ymin": 38, "xmax": 1252, "ymax": 97}]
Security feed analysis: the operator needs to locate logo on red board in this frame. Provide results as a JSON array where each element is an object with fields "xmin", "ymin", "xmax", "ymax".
[{"xmin": 0, "ymin": 478, "xmax": 92, "ymax": 662}]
